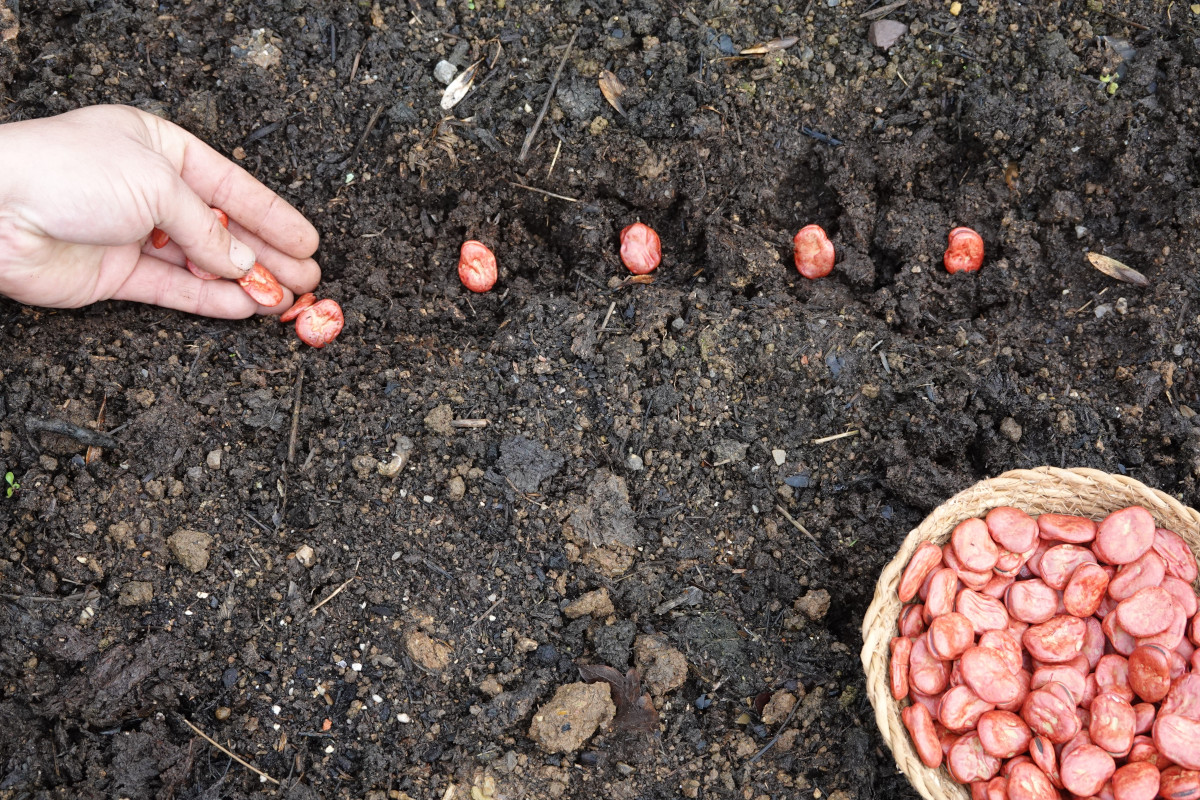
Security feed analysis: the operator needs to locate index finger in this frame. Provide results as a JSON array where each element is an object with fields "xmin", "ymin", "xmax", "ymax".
[{"xmin": 148, "ymin": 115, "xmax": 320, "ymax": 260}]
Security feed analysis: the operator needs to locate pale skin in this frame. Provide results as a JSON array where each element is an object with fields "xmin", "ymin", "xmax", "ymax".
[{"xmin": 0, "ymin": 105, "xmax": 321, "ymax": 318}]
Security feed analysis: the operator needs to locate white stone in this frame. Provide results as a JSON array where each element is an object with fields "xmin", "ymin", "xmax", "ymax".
[{"xmin": 295, "ymin": 544, "xmax": 316, "ymax": 569}]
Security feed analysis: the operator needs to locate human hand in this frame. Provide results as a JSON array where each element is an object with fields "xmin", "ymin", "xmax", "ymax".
[{"xmin": 0, "ymin": 104, "xmax": 321, "ymax": 318}]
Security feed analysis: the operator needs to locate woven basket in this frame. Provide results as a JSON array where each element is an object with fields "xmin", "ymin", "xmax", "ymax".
[{"xmin": 860, "ymin": 466, "xmax": 1200, "ymax": 800}]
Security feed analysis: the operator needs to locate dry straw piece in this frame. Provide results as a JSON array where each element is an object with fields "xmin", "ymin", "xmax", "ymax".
[{"xmin": 860, "ymin": 466, "xmax": 1200, "ymax": 800}]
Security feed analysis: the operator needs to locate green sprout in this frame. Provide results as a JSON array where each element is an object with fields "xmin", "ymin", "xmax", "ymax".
[{"xmin": 5, "ymin": 472, "xmax": 18, "ymax": 498}]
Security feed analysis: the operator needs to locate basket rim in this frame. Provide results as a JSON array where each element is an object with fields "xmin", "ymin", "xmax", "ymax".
[{"xmin": 859, "ymin": 465, "xmax": 1200, "ymax": 800}]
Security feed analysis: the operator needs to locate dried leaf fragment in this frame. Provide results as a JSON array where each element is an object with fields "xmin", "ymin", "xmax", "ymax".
[
  {"xmin": 740, "ymin": 36, "xmax": 798, "ymax": 55},
  {"xmin": 578, "ymin": 664, "xmax": 660, "ymax": 733},
  {"xmin": 598, "ymin": 70, "xmax": 627, "ymax": 117},
  {"xmin": 1087, "ymin": 252, "xmax": 1148, "ymax": 287},
  {"xmin": 440, "ymin": 59, "xmax": 482, "ymax": 111}
]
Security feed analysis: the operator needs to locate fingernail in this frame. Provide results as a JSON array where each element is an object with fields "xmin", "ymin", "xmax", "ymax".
[{"xmin": 228, "ymin": 236, "xmax": 256, "ymax": 273}]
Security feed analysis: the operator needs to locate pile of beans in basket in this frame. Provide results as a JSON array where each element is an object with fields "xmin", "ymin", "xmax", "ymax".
[{"xmin": 890, "ymin": 506, "xmax": 1200, "ymax": 800}]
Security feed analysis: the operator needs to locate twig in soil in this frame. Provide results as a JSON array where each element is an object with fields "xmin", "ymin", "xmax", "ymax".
[
  {"xmin": 800, "ymin": 126, "xmax": 843, "ymax": 147},
  {"xmin": 24, "ymin": 416, "xmax": 120, "ymax": 449},
  {"xmin": 505, "ymin": 477, "xmax": 549, "ymax": 509},
  {"xmin": 245, "ymin": 122, "xmax": 280, "ymax": 145},
  {"xmin": 653, "ymin": 586, "xmax": 704, "ymax": 615},
  {"xmin": 423, "ymin": 558, "xmax": 454, "ymax": 580},
  {"xmin": 341, "ymin": 104, "xmax": 385, "ymax": 165},
  {"xmin": 450, "ymin": 418, "xmax": 489, "ymax": 429},
  {"xmin": 745, "ymin": 699, "xmax": 800, "ymax": 764},
  {"xmin": 287, "ymin": 361, "xmax": 305, "ymax": 464},
  {"xmin": 508, "ymin": 181, "xmax": 579, "ymax": 203},
  {"xmin": 1068, "ymin": 287, "xmax": 1109, "ymax": 316},
  {"xmin": 775, "ymin": 505, "xmax": 826, "ymax": 558},
  {"xmin": 598, "ymin": 302, "xmax": 617, "ymax": 336},
  {"xmin": 1101, "ymin": 9, "xmax": 1150, "ymax": 30},
  {"xmin": 99, "ymin": 420, "xmax": 131, "ymax": 440},
  {"xmin": 244, "ymin": 512, "xmax": 272, "ymax": 535},
  {"xmin": 811, "ymin": 429, "xmax": 859, "ymax": 444},
  {"xmin": 518, "ymin": 28, "xmax": 579, "ymax": 162},
  {"xmin": 465, "ymin": 596, "xmax": 506, "ymax": 630},
  {"xmin": 0, "ymin": 589, "xmax": 98, "ymax": 604},
  {"xmin": 859, "ymin": 0, "xmax": 907, "ymax": 19},
  {"xmin": 180, "ymin": 717, "xmax": 280, "ymax": 785},
  {"xmin": 349, "ymin": 41, "xmax": 369, "ymax": 84},
  {"xmin": 573, "ymin": 270, "xmax": 605, "ymax": 289},
  {"xmin": 547, "ymin": 139, "xmax": 563, "ymax": 177},
  {"xmin": 310, "ymin": 561, "xmax": 360, "ymax": 616}
]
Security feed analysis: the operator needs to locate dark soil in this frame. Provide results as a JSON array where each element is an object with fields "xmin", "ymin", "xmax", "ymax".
[{"xmin": 2, "ymin": 0, "xmax": 1199, "ymax": 798}]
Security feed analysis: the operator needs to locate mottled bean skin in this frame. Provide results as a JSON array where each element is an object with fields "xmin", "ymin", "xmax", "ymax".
[
  {"xmin": 1006, "ymin": 761, "xmax": 1060, "ymax": 800},
  {"xmin": 902, "ymin": 703, "xmax": 943, "ymax": 769},
  {"xmin": 1109, "ymin": 760, "xmax": 1159, "ymax": 800},
  {"xmin": 1094, "ymin": 507, "xmax": 1155, "ymax": 565},
  {"xmin": 900, "ymin": 542, "xmax": 944, "ymax": 602},
  {"xmin": 890, "ymin": 636, "xmax": 913, "ymax": 700},
  {"xmin": 1059, "ymin": 743, "xmax": 1115, "ymax": 797},
  {"xmin": 1154, "ymin": 714, "xmax": 1200, "ymax": 770}
]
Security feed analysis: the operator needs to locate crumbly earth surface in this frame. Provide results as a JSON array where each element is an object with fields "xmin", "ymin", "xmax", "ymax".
[{"xmin": 1, "ymin": 1, "xmax": 1198, "ymax": 798}]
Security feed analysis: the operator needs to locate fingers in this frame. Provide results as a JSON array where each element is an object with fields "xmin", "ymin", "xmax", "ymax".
[
  {"xmin": 147, "ymin": 115, "xmax": 319, "ymax": 259},
  {"xmin": 150, "ymin": 170, "xmax": 257, "ymax": 281},
  {"xmin": 227, "ymin": 219, "xmax": 321, "ymax": 294},
  {"xmin": 142, "ymin": 220, "xmax": 321, "ymax": 295},
  {"xmin": 111, "ymin": 254, "xmax": 295, "ymax": 319}
]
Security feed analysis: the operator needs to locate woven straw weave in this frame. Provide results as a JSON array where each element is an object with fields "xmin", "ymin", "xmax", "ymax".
[{"xmin": 860, "ymin": 466, "xmax": 1200, "ymax": 800}]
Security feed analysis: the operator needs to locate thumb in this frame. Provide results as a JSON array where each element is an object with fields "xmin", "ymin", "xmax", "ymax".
[{"xmin": 152, "ymin": 172, "xmax": 256, "ymax": 279}]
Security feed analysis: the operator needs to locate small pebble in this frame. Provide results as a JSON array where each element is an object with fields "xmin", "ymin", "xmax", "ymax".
[
  {"xmin": 215, "ymin": 707, "xmax": 231, "ymax": 720},
  {"xmin": 295, "ymin": 544, "xmax": 316, "ymax": 568},
  {"xmin": 206, "ymin": 449, "xmax": 223, "ymax": 470},
  {"xmin": 433, "ymin": 60, "xmax": 457, "ymax": 85},
  {"xmin": 784, "ymin": 473, "xmax": 811, "ymax": 489},
  {"xmin": 950, "ymin": 1, "xmax": 962, "ymax": 14},
  {"xmin": 868, "ymin": 19, "xmax": 908, "ymax": 49},
  {"xmin": 772, "ymin": 449, "xmax": 786, "ymax": 466},
  {"xmin": 626, "ymin": 454, "xmax": 644, "ymax": 471}
]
